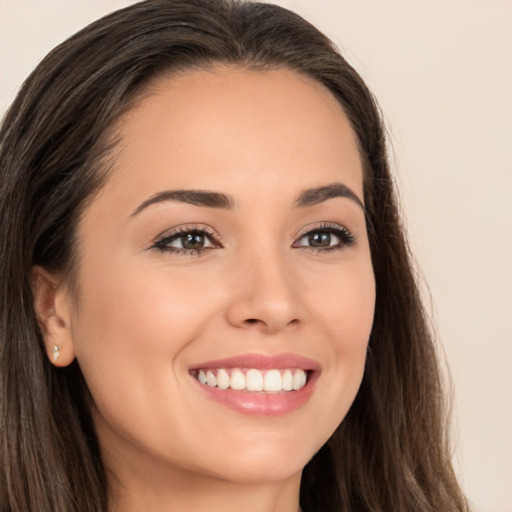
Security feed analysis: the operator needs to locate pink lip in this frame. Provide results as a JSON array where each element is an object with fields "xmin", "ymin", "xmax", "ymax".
[
  {"xmin": 190, "ymin": 352, "xmax": 321, "ymax": 371},
  {"xmin": 189, "ymin": 352, "xmax": 320, "ymax": 416}
]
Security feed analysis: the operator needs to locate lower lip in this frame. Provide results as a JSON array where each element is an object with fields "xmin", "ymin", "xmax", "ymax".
[{"xmin": 192, "ymin": 371, "xmax": 319, "ymax": 416}]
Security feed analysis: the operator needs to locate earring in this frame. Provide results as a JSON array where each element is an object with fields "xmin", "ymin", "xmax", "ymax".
[{"xmin": 52, "ymin": 345, "xmax": 62, "ymax": 362}]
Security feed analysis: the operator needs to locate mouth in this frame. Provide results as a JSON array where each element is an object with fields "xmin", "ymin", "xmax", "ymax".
[
  {"xmin": 190, "ymin": 367, "xmax": 309, "ymax": 393},
  {"xmin": 189, "ymin": 353, "xmax": 320, "ymax": 416}
]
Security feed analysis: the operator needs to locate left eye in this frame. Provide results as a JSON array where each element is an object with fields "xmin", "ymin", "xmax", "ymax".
[
  {"xmin": 167, "ymin": 231, "xmax": 214, "ymax": 250},
  {"xmin": 303, "ymin": 231, "xmax": 336, "ymax": 248},
  {"xmin": 294, "ymin": 226, "xmax": 354, "ymax": 250},
  {"xmin": 154, "ymin": 229, "xmax": 217, "ymax": 253}
]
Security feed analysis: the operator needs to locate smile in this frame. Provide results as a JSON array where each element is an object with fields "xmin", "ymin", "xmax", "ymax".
[
  {"xmin": 191, "ymin": 368, "xmax": 308, "ymax": 393},
  {"xmin": 189, "ymin": 353, "xmax": 320, "ymax": 416}
]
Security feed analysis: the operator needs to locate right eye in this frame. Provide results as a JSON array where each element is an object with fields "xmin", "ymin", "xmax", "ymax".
[{"xmin": 152, "ymin": 226, "xmax": 221, "ymax": 255}]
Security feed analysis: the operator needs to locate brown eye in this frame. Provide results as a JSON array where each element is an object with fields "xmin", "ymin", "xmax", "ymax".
[
  {"xmin": 154, "ymin": 228, "xmax": 218, "ymax": 254},
  {"xmin": 181, "ymin": 232, "xmax": 206, "ymax": 250},
  {"xmin": 294, "ymin": 224, "xmax": 355, "ymax": 251},
  {"xmin": 307, "ymin": 232, "xmax": 332, "ymax": 247}
]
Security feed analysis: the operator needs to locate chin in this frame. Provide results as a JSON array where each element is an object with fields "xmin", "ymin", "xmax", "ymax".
[
  {"xmin": 209, "ymin": 456, "xmax": 306, "ymax": 485},
  {"xmin": 191, "ymin": 434, "xmax": 321, "ymax": 485}
]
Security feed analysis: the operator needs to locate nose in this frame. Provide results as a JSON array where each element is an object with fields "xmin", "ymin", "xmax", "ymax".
[{"xmin": 225, "ymin": 249, "xmax": 302, "ymax": 335}]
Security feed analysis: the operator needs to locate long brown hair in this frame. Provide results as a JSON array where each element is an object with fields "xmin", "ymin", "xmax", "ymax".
[{"xmin": 0, "ymin": 1, "xmax": 469, "ymax": 510}]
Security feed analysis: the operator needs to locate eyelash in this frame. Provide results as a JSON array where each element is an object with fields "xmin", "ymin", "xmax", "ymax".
[
  {"xmin": 152, "ymin": 222, "xmax": 355, "ymax": 256},
  {"xmin": 152, "ymin": 225, "xmax": 221, "ymax": 256},
  {"xmin": 293, "ymin": 222, "xmax": 356, "ymax": 252}
]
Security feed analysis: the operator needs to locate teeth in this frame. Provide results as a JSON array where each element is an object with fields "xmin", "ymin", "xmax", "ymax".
[
  {"xmin": 264, "ymin": 369, "xmax": 282, "ymax": 392},
  {"xmin": 246, "ymin": 369, "xmax": 264, "ymax": 391},
  {"xmin": 217, "ymin": 368, "xmax": 230, "ymax": 390},
  {"xmin": 282, "ymin": 369, "xmax": 293, "ymax": 391},
  {"xmin": 194, "ymin": 368, "xmax": 308, "ymax": 392},
  {"xmin": 230, "ymin": 369, "xmax": 246, "ymax": 390},
  {"xmin": 206, "ymin": 370, "xmax": 217, "ymax": 387},
  {"xmin": 292, "ymin": 369, "xmax": 306, "ymax": 390}
]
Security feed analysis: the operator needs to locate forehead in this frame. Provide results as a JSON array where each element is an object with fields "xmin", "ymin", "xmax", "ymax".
[{"xmin": 99, "ymin": 66, "xmax": 363, "ymax": 208}]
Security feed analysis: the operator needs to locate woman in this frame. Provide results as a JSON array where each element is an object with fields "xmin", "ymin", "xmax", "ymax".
[{"xmin": 0, "ymin": 1, "xmax": 470, "ymax": 511}]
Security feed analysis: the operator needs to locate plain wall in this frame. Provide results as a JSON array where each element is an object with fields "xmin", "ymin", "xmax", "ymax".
[{"xmin": 1, "ymin": 1, "xmax": 511, "ymax": 510}]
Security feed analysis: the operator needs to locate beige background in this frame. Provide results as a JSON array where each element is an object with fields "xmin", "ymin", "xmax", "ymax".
[{"xmin": 1, "ymin": 1, "xmax": 510, "ymax": 510}]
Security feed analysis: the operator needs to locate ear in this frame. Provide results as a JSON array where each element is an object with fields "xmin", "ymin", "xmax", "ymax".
[{"xmin": 31, "ymin": 266, "xmax": 76, "ymax": 367}]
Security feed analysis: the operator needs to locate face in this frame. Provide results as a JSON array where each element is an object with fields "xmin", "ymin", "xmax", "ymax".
[{"xmin": 63, "ymin": 68, "xmax": 375, "ymax": 486}]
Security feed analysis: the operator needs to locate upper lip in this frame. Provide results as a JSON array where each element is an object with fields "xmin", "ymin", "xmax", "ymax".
[{"xmin": 189, "ymin": 352, "xmax": 321, "ymax": 371}]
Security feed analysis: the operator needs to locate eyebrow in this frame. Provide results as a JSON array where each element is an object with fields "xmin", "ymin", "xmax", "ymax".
[
  {"xmin": 294, "ymin": 183, "xmax": 364, "ymax": 210},
  {"xmin": 130, "ymin": 189, "xmax": 235, "ymax": 217},
  {"xmin": 130, "ymin": 182, "xmax": 364, "ymax": 217}
]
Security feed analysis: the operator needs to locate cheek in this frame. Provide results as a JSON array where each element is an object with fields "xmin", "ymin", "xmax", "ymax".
[
  {"xmin": 69, "ymin": 258, "xmax": 218, "ymax": 410},
  {"xmin": 332, "ymin": 263, "xmax": 375, "ymax": 371},
  {"xmin": 306, "ymin": 258, "xmax": 375, "ymax": 428},
  {"xmin": 310, "ymin": 256, "xmax": 375, "ymax": 347},
  {"xmin": 73, "ymin": 255, "xmax": 217, "ymax": 343},
  {"xmin": 68, "ymin": 259, "xmax": 232, "ymax": 469}
]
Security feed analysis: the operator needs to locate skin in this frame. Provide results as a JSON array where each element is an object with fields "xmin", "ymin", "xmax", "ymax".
[{"xmin": 33, "ymin": 67, "xmax": 375, "ymax": 512}]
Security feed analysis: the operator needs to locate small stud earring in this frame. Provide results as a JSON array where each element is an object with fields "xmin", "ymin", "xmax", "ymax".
[{"xmin": 52, "ymin": 345, "xmax": 62, "ymax": 362}]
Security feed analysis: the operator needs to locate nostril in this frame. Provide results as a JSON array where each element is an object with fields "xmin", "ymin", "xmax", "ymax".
[{"xmin": 246, "ymin": 319, "xmax": 258, "ymax": 324}]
